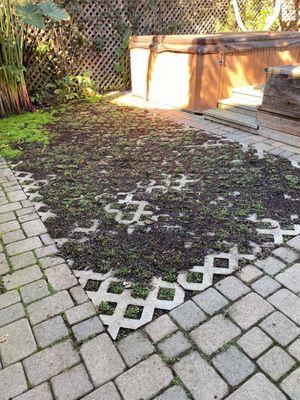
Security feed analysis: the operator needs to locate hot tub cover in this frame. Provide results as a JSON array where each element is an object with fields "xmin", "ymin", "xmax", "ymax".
[{"xmin": 129, "ymin": 31, "xmax": 300, "ymax": 54}]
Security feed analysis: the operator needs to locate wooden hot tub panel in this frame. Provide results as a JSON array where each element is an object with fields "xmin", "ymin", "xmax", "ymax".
[{"xmin": 129, "ymin": 32, "xmax": 300, "ymax": 113}]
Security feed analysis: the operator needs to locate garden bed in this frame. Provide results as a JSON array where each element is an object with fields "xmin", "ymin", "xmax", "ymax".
[{"xmin": 12, "ymin": 98, "xmax": 300, "ymax": 288}]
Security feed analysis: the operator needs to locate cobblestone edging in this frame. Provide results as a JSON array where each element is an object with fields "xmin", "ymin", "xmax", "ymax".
[{"xmin": 0, "ymin": 108, "xmax": 299, "ymax": 399}]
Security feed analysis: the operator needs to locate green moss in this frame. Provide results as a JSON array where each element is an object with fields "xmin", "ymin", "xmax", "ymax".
[
  {"xmin": 108, "ymin": 281, "xmax": 124, "ymax": 294},
  {"xmin": 0, "ymin": 110, "xmax": 53, "ymax": 158},
  {"xmin": 131, "ymin": 283, "xmax": 150, "ymax": 299},
  {"xmin": 124, "ymin": 305, "xmax": 143, "ymax": 319},
  {"xmin": 157, "ymin": 287, "xmax": 175, "ymax": 301}
]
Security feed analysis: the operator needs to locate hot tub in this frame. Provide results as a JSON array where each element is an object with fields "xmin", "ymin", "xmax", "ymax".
[{"xmin": 129, "ymin": 32, "xmax": 300, "ymax": 113}]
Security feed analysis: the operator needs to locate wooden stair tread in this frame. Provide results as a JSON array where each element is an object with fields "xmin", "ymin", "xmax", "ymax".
[
  {"xmin": 204, "ymin": 109, "xmax": 258, "ymax": 129},
  {"xmin": 218, "ymin": 96, "xmax": 261, "ymax": 110},
  {"xmin": 232, "ymin": 85, "xmax": 264, "ymax": 99}
]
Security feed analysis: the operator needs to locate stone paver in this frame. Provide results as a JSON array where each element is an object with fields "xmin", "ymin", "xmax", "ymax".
[
  {"xmin": 39, "ymin": 255, "xmax": 65, "ymax": 269},
  {"xmin": 0, "ymin": 211, "xmax": 15, "ymax": 224},
  {"xmin": 0, "ymin": 318, "xmax": 36, "ymax": 366},
  {"xmin": 2, "ymin": 229, "xmax": 25, "ymax": 244},
  {"xmin": 0, "ymin": 220, "xmax": 19, "ymax": 234},
  {"xmin": 0, "ymin": 253, "xmax": 9, "ymax": 275},
  {"xmin": 23, "ymin": 340, "xmax": 80, "ymax": 386},
  {"xmin": 272, "ymin": 247, "xmax": 299, "ymax": 264},
  {"xmin": 255, "ymin": 257, "xmax": 286, "ymax": 276},
  {"xmin": 237, "ymin": 264, "xmax": 263, "ymax": 283},
  {"xmin": 0, "ymin": 290, "xmax": 19, "ymax": 310},
  {"xmin": 6, "ymin": 237, "xmax": 42, "ymax": 256},
  {"xmin": 215, "ymin": 276, "xmax": 250, "ymax": 300},
  {"xmin": 275, "ymin": 264, "xmax": 300, "ymax": 293},
  {"xmin": 237, "ymin": 327, "xmax": 273, "ymax": 358},
  {"xmin": 155, "ymin": 385, "xmax": 189, "ymax": 400},
  {"xmin": 33, "ymin": 316, "xmax": 69, "ymax": 347},
  {"xmin": 69, "ymin": 285, "xmax": 89, "ymax": 304},
  {"xmin": 288, "ymin": 339, "xmax": 300, "ymax": 361},
  {"xmin": 115, "ymin": 354, "xmax": 173, "ymax": 400},
  {"xmin": 45, "ymin": 264, "xmax": 77, "ymax": 291},
  {"xmin": 280, "ymin": 368, "xmax": 300, "ymax": 400},
  {"xmin": 229, "ymin": 293, "xmax": 274, "ymax": 329},
  {"xmin": 65, "ymin": 301, "xmax": 95, "ymax": 325},
  {"xmin": 174, "ymin": 351, "xmax": 228, "ymax": 400},
  {"xmin": 268, "ymin": 289, "xmax": 300, "ymax": 325},
  {"xmin": 257, "ymin": 347, "xmax": 296, "ymax": 381},
  {"xmin": 0, "ymin": 362, "xmax": 27, "ymax": 400},
  {"xmin": 158, "ymin": 331, "xmax": 192, "ymax": 359},
  {"xmin": 51, "ymin": 364, "xmax": 93, "ymax": 400},
  {"xmin": 80, "ymin": 333, "xmax": 125, "ymax": 387},
  {"xmin": 22, "ymin": 219, "xmax": 47, "ymax": 237},
  {"xmin": 287, "ymin": 236, "xmax": 300, "ymax": 251},
  {"xmin": 82, "ymin": 382, "xmax": 121, "ymax": 400},
  {"xmin": 251, "ymin": 276, "xmax": 281, "ymax": 297},
  {"xmin": 117, "ymin": 330, "xmax": 154, "ymax": 367},
  {"xmin": 169, "ymin": 300, "xmax": 205, "ymax": 331},
  {"xmin": 7, "ymin": 190, "xmax": 26, "ymax": 202},
  {"xmin": 0, "ymin": 202, "xmax": 22, "ymax": 215},
  {"xmin": 27, "ymin": 290, "xmax": 74, "ymax": 325},
  {"xmin": 145, "ymin": 315, "xmax": 177, "ymax": 343},
  {"xmin": 3, "ymin": 265, "xmax": 42, "ymax": 290},
  {"xmin": 0, "ymin": 302, "xmax": 25, "ymax": 328},
  {"xmin": 20, "ymin": 279, "xmax": 50, "ymax": 304},
  {"xmin": 260, "ymin": 311, "xmax": 299, "ymax": 346},
  {"xmin": 193, "ymin": 287, "xmax": 228, "ymax": 315},
  {"xmin": 226, "ymin": 373, "xmax": 287, "ymax": 400},
  {"xmin": 35, "ymin": 244, "xmax": 58, "ymax": 258},
  {"xmin": 10, "ymin": 251, "xmax": 36, "ymax": 270},
  {"xmin": 72, "ymin": 316, "xmax": 104, "ymax": 342},
  {"xmin": 13, "ymin": 383, "xmax": 53, "ymax": 400},
  {"xmin": 212, "ymin": 346, "xmax": 256, "ymax": 386},
  {"xmin": 190, "ymin": 315, "xmax": 241, "ymax": 355}
]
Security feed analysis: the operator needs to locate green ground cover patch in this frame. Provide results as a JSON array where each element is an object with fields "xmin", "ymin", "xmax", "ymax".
[
  {"xmin": 13, "ymin": 98, "xmax": 300, "ymax": 285},
  {"xmin": 0, "ymin": 110, "xmax": 53, "ymax": 158}
]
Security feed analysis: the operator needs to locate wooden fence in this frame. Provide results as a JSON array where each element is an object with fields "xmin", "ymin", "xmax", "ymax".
[{"xmin": 26, "ymin": 0, "xmax": 299, "ymax": 94}]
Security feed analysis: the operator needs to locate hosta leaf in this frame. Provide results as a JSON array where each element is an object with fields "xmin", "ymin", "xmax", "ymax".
[
  {"xmin": 15, "ymin": 3, "xmax": 45, "ymax": 28},
  {"xmin": 38, "ymin": 1, "xmax": 70, "ymax": 21}
]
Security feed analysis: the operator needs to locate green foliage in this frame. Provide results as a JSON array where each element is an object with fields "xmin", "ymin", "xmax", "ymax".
[
  {"xmin": 216, "ymin": 1, "xmax": 280, "ymax": 32},
  {"xmin": 0, "ymin": 110, "xmax": 53, "ymax": 158},
  {"xmin": 98, "ymin": 301, "xmax": 116, "ymax": 315},
  {"xmin": 0, "ymin": 0, "xmax": 69, "ymax": 117},
  {"xmin": 16, "ymin": 1, "xmax": 70, "ymax": 29},
  {"xmin": 131, "ymin": 283, "xmax": 150, "ymax": 299},
  {"xmin": 215, "ymin": 4, "xmax": 236, "ymax": 32},
  {"xmin": 115, "ymin": 31, "xmax": 131, "ymax": 89},
  {"xmin": 124, "ymin": 305, "xmax": 142, "ymax": 319},
  {"xmin": 53, "ymin": 72, "xmax": 99, "ymax": 103}
]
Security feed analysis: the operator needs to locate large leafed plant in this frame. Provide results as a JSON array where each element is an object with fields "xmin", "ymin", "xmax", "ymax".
[{"xmin": 0, "ymin": 0, "xmax": 69, "ymax": 117}]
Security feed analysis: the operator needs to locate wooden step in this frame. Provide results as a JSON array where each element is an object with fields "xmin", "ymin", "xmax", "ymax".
[
  {"xmin": 203, "ymin": 108, "xmax": 258, "ymax": 133},
  {"xmin": 218, "ymin": 96, "xmax": 261, "ymax": 117},
  {"xmin": 232, "ymin": 85, "xmax": 264, "ymax": 100}
]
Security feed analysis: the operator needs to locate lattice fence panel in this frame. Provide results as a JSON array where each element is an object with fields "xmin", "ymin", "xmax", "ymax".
[{"xmin": 26, "ymin": 0, "xmax": 298, "ymax": 94}]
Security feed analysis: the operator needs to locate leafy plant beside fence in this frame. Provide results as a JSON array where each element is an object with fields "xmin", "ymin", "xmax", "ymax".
[{"xmin": 0, "ymin": 0, "xmax": 69, "ymax": 117}]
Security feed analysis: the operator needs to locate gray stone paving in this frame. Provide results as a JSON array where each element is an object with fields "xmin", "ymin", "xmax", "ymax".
[{"xmin": 0, "ymin": 112, "xmax": 299, "ymax": 400}]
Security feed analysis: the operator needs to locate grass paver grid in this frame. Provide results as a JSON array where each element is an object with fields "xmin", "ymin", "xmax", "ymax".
[{"xmin": 0, "ymin": 97, "xmax": 299, "ymax": 399}]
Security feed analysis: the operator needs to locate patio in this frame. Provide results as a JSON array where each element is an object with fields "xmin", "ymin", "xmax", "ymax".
[
  {"xmin": 0, "ymin": 93, "xmax": 299, "ymax": 399},
  {"xmin": 0, "ymin": 0, "xmax": 300, "ymax": 398}
]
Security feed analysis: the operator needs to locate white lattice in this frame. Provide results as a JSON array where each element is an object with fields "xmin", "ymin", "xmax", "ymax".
[
  {"xmin": 104, "ymin": 193, "xmax": 165, "ymax": 234},
  {"xmin": 103, "ymin": 174, "xmax": 198, "ymax": 233},
  {"xmin": 248, "ymin": 213, "xmax": 300, "ymax": 245},
  {"xmin": 14, "ymin": 170, "xmax": 57, "ymax": 221},
  {"xmin": 177, "ymin": 243, "xmax": 260, "ymax": 291},
  {"xmin": 74, "ymin": 270, "xmax": 185, "ymax": 339}
]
